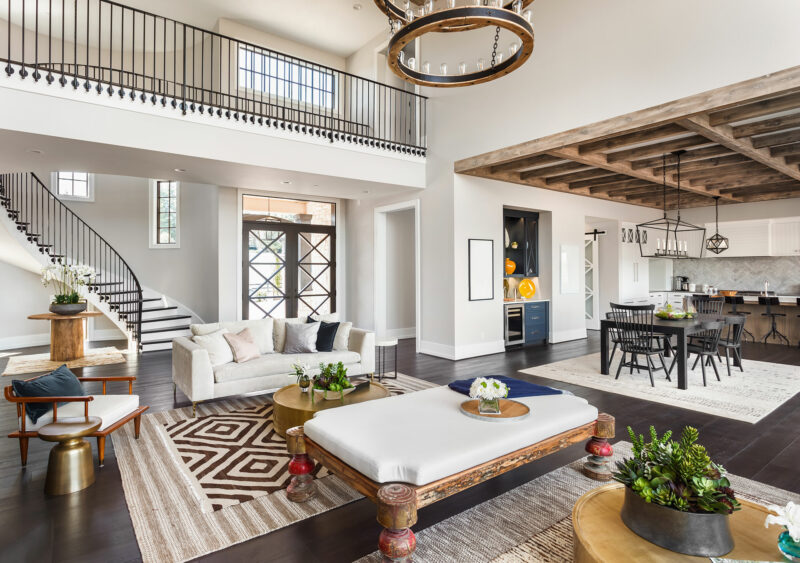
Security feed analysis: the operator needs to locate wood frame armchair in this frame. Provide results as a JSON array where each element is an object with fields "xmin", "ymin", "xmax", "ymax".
[{"xmin": 4, "ymin": 375, "xmax": 149, "ymax": 466}]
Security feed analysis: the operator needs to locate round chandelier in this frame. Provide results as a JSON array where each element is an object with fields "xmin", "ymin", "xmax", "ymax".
[{"xmin": 375, "ymin": 1, "xmax": 535, "ymax": 87}]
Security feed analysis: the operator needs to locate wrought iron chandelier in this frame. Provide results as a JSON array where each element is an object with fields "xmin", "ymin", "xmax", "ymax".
[
  {"xmin": 705, "ymin": 196, "xmax": 729, "ymax": 255},
  {"xmin": 375, "ymin": 0, "xmax": 535, "ymax": 87},
  {"xmin": 636, "ymin": 151, "xmax": 706, "ymax": 260}
]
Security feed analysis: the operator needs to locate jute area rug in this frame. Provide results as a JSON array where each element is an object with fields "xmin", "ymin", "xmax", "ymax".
[
  {"xmin": 520, "ymin": 353, "xmax": 800, "ymax": 424},
  {"xmin": 357, "ymin": 442, "xmax": 800, "ymax": 563},
  {"xmin": 111, "ymin": 373, "xmax": 436, "ymax": 563},
  {"xmin": 2, "ymin": 346, "xmax": 127, "ymax": 376}
]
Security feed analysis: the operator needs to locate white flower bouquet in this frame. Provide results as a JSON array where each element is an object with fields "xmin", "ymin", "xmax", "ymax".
[
  {"xmin": 41, "ymin": 263, "xmax": 96, "ymax": 304},
  {"xmin": 765, "ymin": 501, "xmax": 800, "ymax": 542},
  {"xmin": 469, "ymin": 377, "xmax": 510, "ymax": 414},
  {"xmin": 291, "ymin": 362, "xmax": 312, "ymax": 392}
]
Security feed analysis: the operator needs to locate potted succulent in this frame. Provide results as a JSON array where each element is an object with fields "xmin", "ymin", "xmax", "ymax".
[
  {"xmin": 312, "ymin": 362, "xmax": 354, "ymax": 403},
  {"xmin": 614, "ymin": 426, "xmax": 740, "ymax": 557},
  {"xmin": 469, "ymin": 377, "xmax": 509, "ymax": 414},
  {"xmin": 291, "ymin": 362, "xmax": 312, "ymax": 393},
  {"xmin": 41, "ymin": 263, "xmax": 95, "ymax": 315}
]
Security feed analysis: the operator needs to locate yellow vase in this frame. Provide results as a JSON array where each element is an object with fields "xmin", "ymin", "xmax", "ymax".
[
  {"xmin": 519, "ymin": 278, "xmax": 536, "ymax": 299},
  {"xmin": 504, "ymin": 258, "xmax": 516, "ymax": 276}
]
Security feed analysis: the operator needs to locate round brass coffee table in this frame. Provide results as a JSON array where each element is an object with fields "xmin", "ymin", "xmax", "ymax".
[
  {"xmin": 272, "ymin": 382, "xmax": 390, "ymax": 438},
  {"xmin": 572, "ymin": 483, "xmax": 784, "ymax": 562},
  {"xmin": 38, "ymin": 416, "xmax": 102, "ymax": 496}
]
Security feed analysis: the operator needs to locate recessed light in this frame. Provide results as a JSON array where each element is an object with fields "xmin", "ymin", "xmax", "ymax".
[
  {"xmin": 353, "ymin": 2, "xmax": 362, "ymax": 10},
  {"xmin": 174, "ymin": 168, "xmax": 186, "ymax": 173},
  {"xmin": 281, "ymin": 180, "xmax": 292, "ymax": 185}
]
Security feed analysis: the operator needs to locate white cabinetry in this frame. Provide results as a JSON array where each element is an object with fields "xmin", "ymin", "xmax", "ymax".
[
  {"xmin": 704, "ymin": 219, "xmax": 770, "ymax": 258},
  {"xmin": 619, "ymin": 222, "xmax": 649, "ymax": 303},
  {"xmin": 770, "ymin": 219, "xmax": 800, "ymax": 256}
]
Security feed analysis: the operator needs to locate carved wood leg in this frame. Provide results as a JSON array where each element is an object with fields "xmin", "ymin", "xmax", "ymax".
[
  {"xmin": 134, "ymin": 414, "xmax": 142, "ymax": 439},
  {"xmin": 19, "ymin": 437, "xmax": 29, "ymax": 466},
  {"xmin": 377, "ymin": 484, "xmax": 417, "ymax": 562},
  {"xmin": 583, "ymin": 413, "xmax": 615, "ymax": 481},
  {"xmin": 286, "ymin": 426, "xmax": 317, "ymax": 503},
  {"xmin": 97, "ymin": 436, "xmax": 106, "ymax": 467}
]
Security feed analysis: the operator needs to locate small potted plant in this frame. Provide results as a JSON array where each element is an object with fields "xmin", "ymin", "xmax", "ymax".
[
  {"xmin": 469, "ymin": 377, "xmax": 509, "ymax": 414},
  {"xmin": 41, "ymin": 263, "xmax": 95, "ymax": 315},
  {"xmin": 291, "ymin": 363, "xmax": 311, "ymax": 393},
  {"xmin": 312, "ymin": 362, "xmax": 354, "ymax": 403},
  {"xmin": 765, "ymin": 502, "xmax": 800, "ymax": 560},
  {"xmin": 614, "ymin": 426, "xmax": 740, "ymax": 557}
]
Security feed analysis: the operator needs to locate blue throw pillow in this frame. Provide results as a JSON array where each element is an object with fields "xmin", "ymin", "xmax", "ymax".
[{"xmin": 11, "ymin": 365, "xmax": 85, "ymax": 424}]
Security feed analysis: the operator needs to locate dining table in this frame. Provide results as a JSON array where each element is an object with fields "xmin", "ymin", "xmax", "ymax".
[{"xmin": 599, "ymin": 315, "xmax": 741, "ymax": 390}]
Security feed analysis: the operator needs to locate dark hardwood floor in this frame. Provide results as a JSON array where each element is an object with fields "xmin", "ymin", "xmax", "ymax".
[{"xmin": 1, "ymin": 334, "xmax": 799, "ymax": 563}]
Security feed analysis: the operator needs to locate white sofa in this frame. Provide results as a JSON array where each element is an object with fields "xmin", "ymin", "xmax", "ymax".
[{"xmin": 172, "ymin": 317, "xmax": 375, "ymax": 413}]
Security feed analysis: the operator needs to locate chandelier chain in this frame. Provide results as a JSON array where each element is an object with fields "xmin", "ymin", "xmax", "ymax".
[
  {"xmin": 662, "ymin": 153, "xmax": 667, "ymax": 218},
  {"xmin": 490, "ymin": 26, "xmax": 500, "ymax": 68}
]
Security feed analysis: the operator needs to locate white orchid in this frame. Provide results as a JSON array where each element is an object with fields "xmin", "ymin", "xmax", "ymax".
[
  {"xmin": 40, "ymin": 263, "xmax": 96, "ymax": 301},
  {"xmin": 469, "ymin": 377, "xmax": 509, "ymax": 401},
  {"xmin": 765, "ymin": 501, "xmax": 800, "ymax": 542}
]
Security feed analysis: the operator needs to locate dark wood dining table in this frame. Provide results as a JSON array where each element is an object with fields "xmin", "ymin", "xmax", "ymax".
[{"xmin": 599, "ymin": 315, "xmax": 741, "ymax": 390}]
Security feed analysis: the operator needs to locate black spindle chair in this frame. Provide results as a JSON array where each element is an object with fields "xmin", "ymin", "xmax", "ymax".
[
  {"xmin": 687, "ymin": 320, "xmax": 725, "ymax": 386},
  {"xmin": 717, "ymin": 316, "xmax": 745, "ymax": 378},
  {"xmin": 609, "ymin": 303, "xmax": 672, "ymax": 387},
  {"xmin": 759, "ymin": 296, "xmax": 789, "ymax": 345},
  {"xmin": 725, "ymin": 295, "xmax": 754, "ymax": 342}
]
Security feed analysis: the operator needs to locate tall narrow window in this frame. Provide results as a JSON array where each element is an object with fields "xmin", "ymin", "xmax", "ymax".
[
  {"xmin": 149, "ymin": 180, "xmax": 180, "ymax": 249},
  {"xmin": 52, "ymin": 171, "xmax": 94, "ymax": 201}
]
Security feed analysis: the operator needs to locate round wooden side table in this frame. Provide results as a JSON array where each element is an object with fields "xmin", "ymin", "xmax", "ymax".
[
  {"xmin": 272, "ymin": 383, "xmax": 390, "ymax": 438},
  {"xmin": 38, "ymin": 416, "xmax": 102, "ymax": 496},
  {"xmin": 572, "ymin": 483, "xmax": 784, "ymax": 562},
  {"xmin": 28, "ymin": 311, "xmax": 103, "ymax": 361}
]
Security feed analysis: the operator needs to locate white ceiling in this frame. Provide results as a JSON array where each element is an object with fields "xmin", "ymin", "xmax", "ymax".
[{"xmin": 120, "ymin": 0, "xmax": 388, "ymax": 58}]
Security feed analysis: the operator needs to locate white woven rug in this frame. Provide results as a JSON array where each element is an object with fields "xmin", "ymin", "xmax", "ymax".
[{"xmin": 519, "ymin": 353, "xmax": 800, "ymax": 423}]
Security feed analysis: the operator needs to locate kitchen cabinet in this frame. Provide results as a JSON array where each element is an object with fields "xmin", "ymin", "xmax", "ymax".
[
  {"xmin": 770, "ymin": 219, "xmax": 800, "ymax": 256},
  {"xmin": 619, "ymin": 222, "xmax": 649, "ymax": 302},
  {"xmin": 704, "ymin": 219, "xmax": 770, "ymax": 258},
  {"xmin": 524, "ymin": 301, "xmax": 549, "ymax": 345},
  {"xmin": 504, "ymin": 209, "xmax": 539, "ymax": 277}
]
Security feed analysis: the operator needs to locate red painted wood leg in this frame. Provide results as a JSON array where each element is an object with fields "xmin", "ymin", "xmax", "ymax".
[
  {"xmin": 285, "ymin": 426, "xmax": 317, "ymax": 502},
  {"xmin": 377, "ymin": 484, "xmax": 417, "ymax": 562},
  {"xmin": 583, "ymin": 413, "xmax": 615, "ymax": 481}
]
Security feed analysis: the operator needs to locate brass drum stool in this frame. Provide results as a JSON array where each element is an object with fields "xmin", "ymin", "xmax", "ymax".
[{"xmin": 38, "ymin": 416, "xmax": 102, "ymax": 495}]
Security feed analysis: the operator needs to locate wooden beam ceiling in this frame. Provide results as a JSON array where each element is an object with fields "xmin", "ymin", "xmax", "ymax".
[{"xmin": 455, "ymin": 65, "xmax": 800, "ymax": 209}]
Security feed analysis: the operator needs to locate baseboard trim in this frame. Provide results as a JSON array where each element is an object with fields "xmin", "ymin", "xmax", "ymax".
[
  {"xmin": 90, "ymin": 328, "xmax": 127, "ymax": 342},
  {"xmin": 418, "ymin": 340, "xmax": 456, "ymax": 361},
  {"xmin": 550, "ymin": 328, "xmax": 587, "ymax": 344},
  {"xmin": 454, "ymin": 339, "xmax": 506, "ymax": 360},
  {"xmin": 384, "ymin": 327, "xmax": 415, "ymax": 340},
  {"xmin": 0, "ymin": 333, "xmax": 50, "ymax": 351}
]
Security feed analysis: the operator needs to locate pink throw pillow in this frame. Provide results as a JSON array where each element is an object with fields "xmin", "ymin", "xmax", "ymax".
[{"xmin": 223, "ymin": 328, "xmax": 260, "ymax": 363}]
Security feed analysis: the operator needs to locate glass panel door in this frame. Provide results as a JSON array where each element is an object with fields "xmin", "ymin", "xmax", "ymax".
[
  {"xmin": 246, "ymin": 229, "xmax": 287, "ymax": 319},
  {"xmin": 297, "ymin": 231, "xmax": 335, "ymax": 318}
]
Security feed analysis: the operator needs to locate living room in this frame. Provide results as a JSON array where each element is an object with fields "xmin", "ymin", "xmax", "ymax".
[{"xmin": 2, "ymin": 1, "xmax": 800, "ymax": 561}]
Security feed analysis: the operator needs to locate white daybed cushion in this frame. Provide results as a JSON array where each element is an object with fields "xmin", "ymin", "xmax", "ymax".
[
  {"xmin": 304, "ymin": 386, "xmax": 598, "ymax": 486},
  {"xmin": 22, "ymin": 394, "xmax": 140, "ymax": 432}
]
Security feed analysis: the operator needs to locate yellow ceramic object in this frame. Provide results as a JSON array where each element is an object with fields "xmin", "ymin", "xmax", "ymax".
[
  {"xmin": 504, "ymin": 258, "xmax": 516, "ymax": 276},
  {"xmin": 519, "ymin": 278, "xmax": 536, "ymax": 299}
]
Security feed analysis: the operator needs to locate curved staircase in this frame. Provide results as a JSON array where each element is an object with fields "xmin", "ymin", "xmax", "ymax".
[{"xmin": 0, "ymin": 172, "xmax": 197, "ymax": 351}]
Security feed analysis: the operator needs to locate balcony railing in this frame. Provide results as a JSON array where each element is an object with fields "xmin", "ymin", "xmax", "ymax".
[{"xmin": 1, "ymin": 0, "xmax": 427, "ymax": 156}]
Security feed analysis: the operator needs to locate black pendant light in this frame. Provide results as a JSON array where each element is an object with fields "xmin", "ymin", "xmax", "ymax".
[
  {"xmin": 636, "ymin": 151, "xmax": 706, "ymax": 259},
  {"xmin": 705, "ymin": 196, "xmax": 729, "ymax": 255}
]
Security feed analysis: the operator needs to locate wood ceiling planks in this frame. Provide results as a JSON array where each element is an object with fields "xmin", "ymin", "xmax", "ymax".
[{"xmin": 455, "ymin": 65, "xmax": 800, "ymax": 209}]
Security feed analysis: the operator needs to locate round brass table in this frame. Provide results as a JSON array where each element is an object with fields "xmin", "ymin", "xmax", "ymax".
[
  {"xmin": 572, "ymin": 483, "xmax": 784, "ymax": 562},
  {"xmin": 272, "ymin": 382, "xmax": 390, "ymax": 438},
  {"xmin": 38, "ymin": 416, "xmax": 102, "ymax": 496}
]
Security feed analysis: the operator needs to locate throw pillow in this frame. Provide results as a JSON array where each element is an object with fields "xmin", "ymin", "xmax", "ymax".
[
  {"xmin": 308, "ymin": 313, "xmax": 340, "ymax": 323},
  {"xmin": 193, "ymin": 328, "xmax": 233, "ymax": 366},
  {"xmin": 190, "ymin": 323, "xmax": 221, "ymax": 337},
  {"xmin": 307, "ymin": 316, "xmax": 339, "ymax": 352},
  {"xmin": 12, "ymin": 364, "xmax": 85, "ymax": 424},
  {"xmin": 272, "ymin": 317, "xmax": 306, "ymax": 352},
  {"xmin": 284, "ymin": 322, "xmax": 320, "ymax": 354},
  {"xmin": 223, "ymin": 328, "xmax": 260, "ymax": 363},
  {"xmin": 220, "ymin": 318, "xmax": 274, "ymax": 355},
  {"xmin": 333, "ymin": 321, "xmax": 353, "ymax": 351}
]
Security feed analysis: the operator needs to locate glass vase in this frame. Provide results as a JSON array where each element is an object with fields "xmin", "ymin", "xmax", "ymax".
[
  {"xmin": 478, "ymin": 398, "xmax": 501, "ymax": 414},
  {"xmin": 779, "ymin": 530, "xmax": 800, "ymax": 561},
  {"xmin": 298, "ymin": 375, "xmax": 311, "ymax": 393}
]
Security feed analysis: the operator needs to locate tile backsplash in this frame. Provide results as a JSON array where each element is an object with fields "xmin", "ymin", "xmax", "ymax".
[{"xmin": 672, "ymin": 256, "xmax": 800, "ymax": 295}]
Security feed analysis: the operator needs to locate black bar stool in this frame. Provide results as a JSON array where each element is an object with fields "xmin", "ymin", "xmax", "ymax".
[
  {"xmin": 759, "ymin": 296, "xmax": 790, "ymax": 346},
  {"xmin": 725, "ymin": 295, "xmax": 754, "ymax": 342}
]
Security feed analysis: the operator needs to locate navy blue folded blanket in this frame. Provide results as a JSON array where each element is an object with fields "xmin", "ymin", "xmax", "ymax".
[{"xmin": 448, "ymin": 376, "xmax": 562, "ymax": 399}]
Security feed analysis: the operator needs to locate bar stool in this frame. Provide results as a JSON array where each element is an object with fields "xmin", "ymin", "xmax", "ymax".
[
  {"xmin": 725, "ymin": 295, "xmax": 754, "ymax": 342},
  {"xmin": 759, "ymin": 296, "xmax": 790, "ymax": 346}
]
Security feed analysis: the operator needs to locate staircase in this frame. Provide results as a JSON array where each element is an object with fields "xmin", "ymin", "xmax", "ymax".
[{"xmin": 0, "ymin": 172, "xmax": 195, "ymax": 351}]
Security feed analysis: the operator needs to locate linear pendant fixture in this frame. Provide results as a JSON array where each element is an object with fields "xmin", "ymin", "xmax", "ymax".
[
  {"xmin": 705, "ymin": 196, "xmax": 730, "ymax": 255},
  {"xmin": 636, "ymin": 151, "xmax": 706, "ymax": 260},
  {"xmin": 377, "ymin": 0, "xmax": 535, "ymax": 87}
]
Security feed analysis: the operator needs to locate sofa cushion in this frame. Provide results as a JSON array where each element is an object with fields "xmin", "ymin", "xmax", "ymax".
[
  {"xmin": 224, "ymin": 329, "xmax": 260, "ymax": 363},
  {"xmin": 308, "ymin": 316, "xmax": 339, "ymax": 352},
  {"xmin": 213, "ymin": 350, "xmax": 362, "ymax": 384},
  {"xmin": 334, "ymin": 322, "xmax": 353, "ymax": 351},
  {"xmin": 273, "ymin": 317, "xmax": 306, "ymax": 353},
  {"xmin": 220, "ymin": 319, "xmax": 274, "ymax": 355},
  {"xmin": 193, "ymin": 329, "xmax": 233, "ymax": 367},
  {"xmin": 12, "ymin": 365, "xmax": 85, "ymax": 424},
  {"xmin": 284, "ymin": 322, "xmax": 320, "ymax": 354},
  {"xmin": 190, "ymin": 323, "xmax": 221, "ymax": 337},
  {"xmin": 21, "ymin": 394, "xmax": 140, "ymax": 432}
]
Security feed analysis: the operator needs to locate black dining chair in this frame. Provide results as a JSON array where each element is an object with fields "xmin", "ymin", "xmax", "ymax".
[
  {"xmin": 759, "ymin": 296, "xmax": 790, "ymax": 345},
  {"xmin": 694, "ymin": 296, "xmax": 725, "ymax": 315},
  {"xmin": 609, "ymin": 303, "xmax": 672, "ymax": 387},
  {"xmin": 606, "ymin": 312, "xmax": 621, "ymax": 366},
  {"xmin": 717, "ymin": 316, "xmax": 745, "ymax": 378},
  {"xmin": 687, "ymin": 320, "xmax": 725, "ymax": 386},
  {"xmin": 725, "ymin": 295, "xmax": 754, "ymax": 342}
]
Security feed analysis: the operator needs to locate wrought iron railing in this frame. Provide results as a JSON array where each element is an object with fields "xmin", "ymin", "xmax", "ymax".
[
  {"xmin": 1, "ymin": 0, "xmax": 427, "ymax": 155},
  {"xmin": 0, "ymin": 172, "xmax": 143, "ymax": 345}
]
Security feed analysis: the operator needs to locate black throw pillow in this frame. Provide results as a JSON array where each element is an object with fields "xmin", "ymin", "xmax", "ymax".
[
  {"xmin": 11, "ymin": 364, "xmax": 84, "ymax": 424},
  {"xmin": 307, "ymin": 316, "xmax": 340, "ymax": 352}
]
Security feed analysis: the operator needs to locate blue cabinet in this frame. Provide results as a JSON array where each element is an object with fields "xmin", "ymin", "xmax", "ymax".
[{"xmin": 524, "ymin": 301, "xmax": 549, "ymax": 345}]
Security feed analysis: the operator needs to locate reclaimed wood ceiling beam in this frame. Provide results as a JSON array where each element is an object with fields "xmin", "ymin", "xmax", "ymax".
[
  {"xmin": 592, "ymin": 179, "xmax": 655, "ymax": 194},
  {"xmin": 547, "ymin": 168, "xmax": 618, "ymax": 184},
  {"xmin": 701, "ymin": 172, "xmax": 791, "ymax": 189},
  {"xmin": 605, "ymin": 135, "xmax": 711, "ymax": 163},
  {"xmin": 568, "ymin": 173, "xmax": 630, "ymax": 190},
  {"xmin": 488, "ymin": 153, "xmax": 562, "ymax": 174},
  {"xmin": 679, "ymin": 114, "xmax": 800, "ymax": 183},
  {"xmin": 719, "ymin": 180, "xmax": 800, "ymax": 194},
  {"xmin": 751, "ymin": 128, "xmax": 800, "ymax": 149},
  {"xmin": 731, "ymin": 113, "xmax": 800, "ymax": 138},
  {"xmin": 708, "ymin": 91, "xmax": 800, "ymax": 126},
  {"xmin": 576, "ymin": 124, "xmax": 687, "ymax": 154},
  {"xmin": 769, "ymin": 142, "xmax": 800, "ymax": 157},
  {"xmin": 606, "ymin": 184, "xmax": 664, "ymax": 198},
  {"xmin": 519, "ymin": 161, "xmax": 587, "ymax": 181},
  {"xmin": 630, "ymin": 145, "xmax": 732, "ymax": 170},
  {"xmin": 651, "ymin": 153, "xmax": 750, "ymax": 175},
  {"xmin": 675, "ymin": 162, "xmax": 774, "ymax": 181}
]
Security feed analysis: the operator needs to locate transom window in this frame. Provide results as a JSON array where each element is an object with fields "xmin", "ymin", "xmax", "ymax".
[
  {"xmin": 238, "ymin": 47, "xmax": 335, "ymax": 109},
  {"xmin": 54, "ymin": 172, "xmax": 93, "ymax": 201},
  {"xmin": 149, "ymin": 180, "xmax": 180, "ymax": 249}
]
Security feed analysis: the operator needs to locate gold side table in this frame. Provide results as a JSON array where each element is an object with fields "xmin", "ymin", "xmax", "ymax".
[{"xmin": 38, "ymin": 416, "xmax": 102, "ymax": 495}]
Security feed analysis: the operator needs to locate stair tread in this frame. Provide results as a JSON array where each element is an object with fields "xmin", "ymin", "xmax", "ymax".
[
  {"xmin": 101, "ymin": 290, "xmax": 142, "ymax": 295},
  {"xmin": 141, "ymin": 306, "xmax": 178, "ymax": 313},
  {"xmin": 110, "ymin": 298, "xmax": 161, "ymax": 304},
  {"xmin": 140, "ymin": 339, "xmax": 176, "ymax": 347},
  {"xmin": 139, "ymin": 315, "xmax": 192, "ymax": 323},
  {"xmin": 89, "ymin": 282, "xmax": 125, "ymax": 286},
  {"xmin": 141, "ymin": 325, "xmax": 191, "ymax": 334}
]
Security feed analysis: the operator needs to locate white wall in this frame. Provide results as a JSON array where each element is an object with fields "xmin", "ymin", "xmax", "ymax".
[
  {"xmin": 679, "ymin": 199, "xmax": 800, "ymax": 225},
  {"xmin": 0, "ymin": 262, "xmax": 56, "ymax": 346},
  {"xmin": 385, "ymin": 208, "xmax": 416, "ymax": 335}
]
